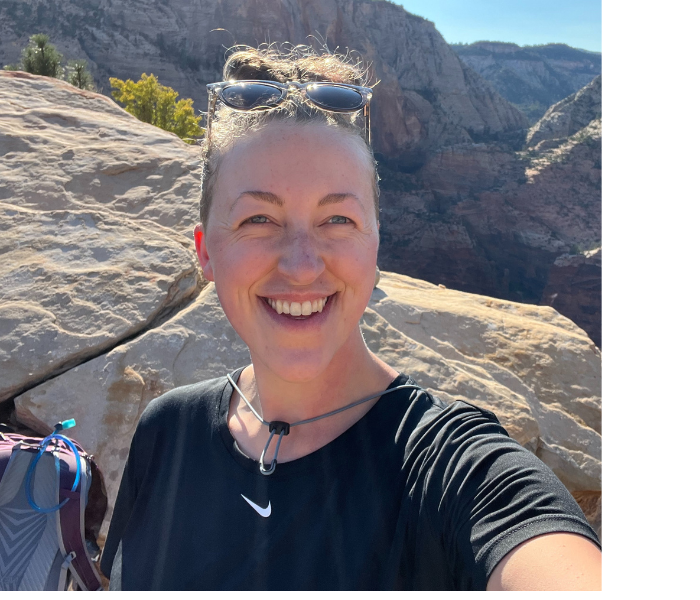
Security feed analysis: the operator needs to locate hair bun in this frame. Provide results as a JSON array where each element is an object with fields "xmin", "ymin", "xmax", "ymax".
[{"xmin": 222, "ymin": 45, "xmax": 367, "ymax": 86}]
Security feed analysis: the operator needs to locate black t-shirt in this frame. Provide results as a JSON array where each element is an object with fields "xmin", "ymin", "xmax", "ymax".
[{"xmin": 101, "ymin": 369, "xmax": 599, "ymax": 590}]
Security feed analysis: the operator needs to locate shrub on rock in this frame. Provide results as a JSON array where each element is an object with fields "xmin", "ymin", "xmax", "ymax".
[{"xmin": 110, "ymin": 73, "xmax": 203, "ymax": 144}]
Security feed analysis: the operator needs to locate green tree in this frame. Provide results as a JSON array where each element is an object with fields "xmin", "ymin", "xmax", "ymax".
[
  {"xmin": 19, "ymin": 34, "xmax": 63, "ymax": 77},
  {"xmin": 110, "ymin": 73, "xmax": 203, "ymax": 144},
  {"xmin": 65, "ymin": 59, "xmax": 95, "ymax": 90}
]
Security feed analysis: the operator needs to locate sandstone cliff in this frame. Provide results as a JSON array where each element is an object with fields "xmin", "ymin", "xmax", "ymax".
[{"xmin": 452, "ymin": 42, "xmax": 601, "ymax": 123}]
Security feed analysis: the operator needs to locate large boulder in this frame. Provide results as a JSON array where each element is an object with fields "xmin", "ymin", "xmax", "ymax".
[
  {"xmin": 0, "ymin": 71, "xmax": 200, "ymax": 234},
  {"xmin": 0, "ymin": 202, "xmax": 200, "ymax": 403},
  {"xmin": 15, "ymin": 273, "xmax": 601, "ymax": 541},
  {"xmin": 369, "ymin": 272, "xmax": 601, "ymax": 493},
  {"xmin": 0, "ymin": 70, "xmax": 205, "ymax": 400}
]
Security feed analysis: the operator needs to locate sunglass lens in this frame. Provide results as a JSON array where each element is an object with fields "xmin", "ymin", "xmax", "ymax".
[
  {"xmin": 307, "ymin": 85, "xmax": 364, "ymax": 111},
  {"xmin": 220, "ymin": 82, "xmax": 284, "ymax": 110}
]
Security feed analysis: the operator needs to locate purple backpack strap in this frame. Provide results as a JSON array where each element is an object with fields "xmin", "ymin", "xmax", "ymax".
[{"xmin": 55, "ymin": 440, "xmax": 103, "ymax": 591}]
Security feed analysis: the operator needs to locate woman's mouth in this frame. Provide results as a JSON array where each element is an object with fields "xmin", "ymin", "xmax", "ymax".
[
  {"xmin": 264, "ymin": 296, "xmax": 329, "ymax": 316},
  {"xmin": 260, "ymin": 294, "xmax": 335, "ymax": 321}
]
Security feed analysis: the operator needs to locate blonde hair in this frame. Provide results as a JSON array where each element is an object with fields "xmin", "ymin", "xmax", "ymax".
[{"xmin": 200, "ymin": 45, "xmax": 379, "ymax": 228}]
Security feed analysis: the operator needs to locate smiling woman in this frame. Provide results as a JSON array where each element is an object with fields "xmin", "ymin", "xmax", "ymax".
[{"xmin": 99, "ymin": 45, "xmax": 601, "ymax": 591}]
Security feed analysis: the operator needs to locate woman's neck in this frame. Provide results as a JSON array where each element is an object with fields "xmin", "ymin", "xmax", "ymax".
[{"xmin": 241, "ymin": 329, "xmax": 397, "ymax": 424}]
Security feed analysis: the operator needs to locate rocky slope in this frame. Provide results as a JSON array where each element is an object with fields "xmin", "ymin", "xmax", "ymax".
[
  {"xmin": 526, "ymin": 75, "xmax": 602, "ymax": 148},
  {"xmin": 0, "ymin": 0, "xmax": 601, "ymax": 345},
  {"xmin": 1, "ymin": 72, "xmax": 601, "ymax": 543},
  {"xmin": 452, "ymin": 42, "xmax": 601, "ymax": 123}
]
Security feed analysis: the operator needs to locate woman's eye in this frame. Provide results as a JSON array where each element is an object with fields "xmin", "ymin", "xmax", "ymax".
[
  {"xmin": 246, "ymin": 215, "xmax": 270, "ymax": 224},
  {"xmin": 328, "ymin": 215, "xmax": 351, "ymax": 224}
]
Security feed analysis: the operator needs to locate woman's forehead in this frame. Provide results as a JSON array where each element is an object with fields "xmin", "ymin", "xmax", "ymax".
[{"xmin": 214, "ymin": 123, "xmax": 375, "ymax": 206}]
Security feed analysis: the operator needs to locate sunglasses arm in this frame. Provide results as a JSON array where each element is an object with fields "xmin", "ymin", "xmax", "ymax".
[
  {"xmin": 364, "ymin": 103, "xmax": 371, "ymax": 146},
  {"xmin": 205, "ymin": 91, "xmax": 218, "ymax": 147}
]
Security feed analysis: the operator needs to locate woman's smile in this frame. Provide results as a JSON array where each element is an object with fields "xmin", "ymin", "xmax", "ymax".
[
  {"xmin": 261, "ymin": 294, "xmax": 332, "ymax": 316},
  {"xmin": 258, "ymin": 292, "xmax": 336, "ymax": 330}
]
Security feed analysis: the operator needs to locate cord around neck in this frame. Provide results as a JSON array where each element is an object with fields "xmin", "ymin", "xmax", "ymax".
[{"xmin": 226, "ymin": 370, "xmax": 423, "ymax": 476}]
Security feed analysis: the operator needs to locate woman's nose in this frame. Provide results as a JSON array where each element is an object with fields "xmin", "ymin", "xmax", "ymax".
[{"xmin": 276, "ymin": 231, "xmax": 325, "ymax": 284}]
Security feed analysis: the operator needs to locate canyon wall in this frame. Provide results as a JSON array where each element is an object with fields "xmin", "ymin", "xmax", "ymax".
[{"xmin": 452, "ymin": 41, "xmax": 601, "ymax": 123}]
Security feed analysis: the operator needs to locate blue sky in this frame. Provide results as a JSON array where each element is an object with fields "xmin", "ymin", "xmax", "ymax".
[{"xmin": 395, "ymin": 0, "xmax": 601, "ymax": 52}]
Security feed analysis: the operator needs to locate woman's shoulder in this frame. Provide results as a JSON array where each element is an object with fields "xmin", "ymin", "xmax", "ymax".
[{"xmin": 397, "ymin": 377, "xmax": 511, "ymax": 450}]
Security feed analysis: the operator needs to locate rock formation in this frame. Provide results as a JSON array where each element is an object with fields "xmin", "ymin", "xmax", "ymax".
[
  {"xmin": 526, "ymin": 75, "xmax": 602, "ymax": 149},
  {"xmin": 0, "ymin": 71, "xmax": 201, "ymax": 234},
  {"xmin": 1, "ymin": 58, "xmax": 601, "ymax": 545},
  {"xmin": 452, "ymin": 42, "xmax": 601, "ymax": 124},
  {"xmin": 0, "ymin": 71, "xmax": 207, "ymax": 402}
]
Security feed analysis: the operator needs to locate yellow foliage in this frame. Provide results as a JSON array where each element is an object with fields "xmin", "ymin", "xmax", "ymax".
[{"xmin": 110, "ymin": 73, "xmax": 203, "ymax": 144}]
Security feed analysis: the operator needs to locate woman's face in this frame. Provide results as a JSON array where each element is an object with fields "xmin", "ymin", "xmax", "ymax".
[{"xmin": 194, "ymin": 122, "xmax": 379, "ymax": 383}]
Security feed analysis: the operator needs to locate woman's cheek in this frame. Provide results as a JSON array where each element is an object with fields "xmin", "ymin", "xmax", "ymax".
[{"xmin": 216, "ymin": 235, "xmax": 273, "ymax": 271}]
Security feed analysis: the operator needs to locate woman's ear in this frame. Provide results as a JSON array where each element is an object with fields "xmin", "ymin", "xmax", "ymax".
[{"xmin": 194, "ymin": 223, "xmax": 215, "ymax": 281}]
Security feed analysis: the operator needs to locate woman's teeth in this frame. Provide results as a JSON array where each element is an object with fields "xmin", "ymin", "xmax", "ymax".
[{"xmin": 266, "ymin": 297, "xmax": 329, "ymax": 316}]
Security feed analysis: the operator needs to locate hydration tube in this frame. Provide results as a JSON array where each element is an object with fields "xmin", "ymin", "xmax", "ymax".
[
  {"xmin": 24, "ymin": 419, "xmax": 82, "ymax": 514},
  {"xmin": 227, "ymin": 373, "xmax": 424, "ymax": 476}
]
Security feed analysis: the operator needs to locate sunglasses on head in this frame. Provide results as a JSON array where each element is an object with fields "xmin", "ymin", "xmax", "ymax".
[{"xmin": 205, "ymin": 79, "xmax": 373, "ymax": 144}]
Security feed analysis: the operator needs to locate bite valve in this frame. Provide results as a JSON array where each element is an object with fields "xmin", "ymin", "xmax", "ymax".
[{"xmin": 52, "ymin": 419, "xmax": 76, "ymax": 433}]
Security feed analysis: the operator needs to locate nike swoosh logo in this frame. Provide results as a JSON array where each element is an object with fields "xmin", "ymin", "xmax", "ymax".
[{"xmin": 241, "ymin": 494, "xmax": 271, "ymax": 517}]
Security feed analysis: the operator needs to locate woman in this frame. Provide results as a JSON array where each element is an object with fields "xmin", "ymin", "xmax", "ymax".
[{"xmin": 101, "ymin": 46, "xmax": 601, "ymax": 590}]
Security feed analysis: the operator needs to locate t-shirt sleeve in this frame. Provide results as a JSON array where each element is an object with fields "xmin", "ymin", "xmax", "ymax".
[{"xmin": 426, "ymin": 404, "xmax": 600, "ymax": 590}]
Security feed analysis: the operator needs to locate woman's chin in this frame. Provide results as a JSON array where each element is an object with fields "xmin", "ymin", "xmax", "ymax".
[{"xmin": 252, "ymin": 348, "xmax": 335, "ymax": 384}]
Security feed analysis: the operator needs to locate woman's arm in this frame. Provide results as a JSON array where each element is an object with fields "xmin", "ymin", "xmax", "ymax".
[{"xmin": 486, "ymin": 532, "xmax": 602, "ymax": 591}]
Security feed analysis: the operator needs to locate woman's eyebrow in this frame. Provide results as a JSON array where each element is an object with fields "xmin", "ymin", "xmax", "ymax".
[
  {"xmin": 318, "ymin": 193, "xmax": 360, "ymax": 207},
  {"xmin": 235, "ymin": 190, "xmax": 284, "ymax": 206}
]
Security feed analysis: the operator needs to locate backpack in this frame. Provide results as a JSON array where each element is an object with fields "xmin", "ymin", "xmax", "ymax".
[{"xmin": 0, "ymin": 420, "xmax": 107, "ymax": 590}]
